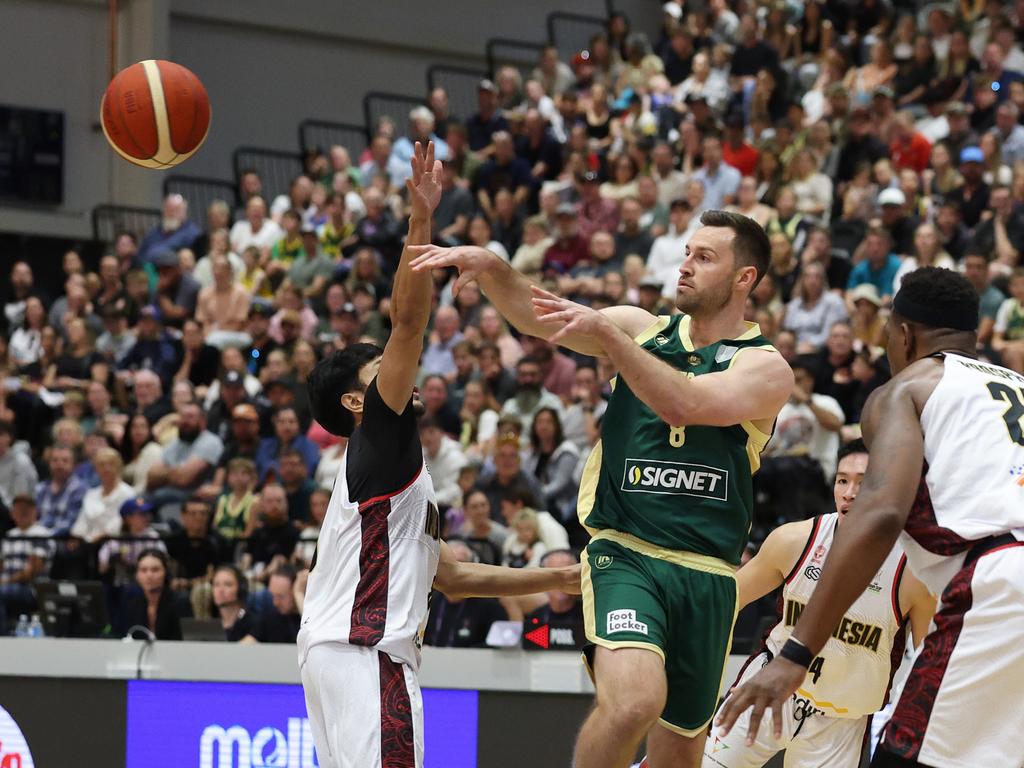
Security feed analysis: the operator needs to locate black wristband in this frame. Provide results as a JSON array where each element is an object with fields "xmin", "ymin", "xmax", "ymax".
[{"xmin": 779, "ymin": 638, "xmax": 814, "ymax": 669}]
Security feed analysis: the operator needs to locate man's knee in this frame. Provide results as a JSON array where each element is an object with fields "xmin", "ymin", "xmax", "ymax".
[{"xmin": 596, "ymin": 682, "xmax": 666, "ymax": 735}]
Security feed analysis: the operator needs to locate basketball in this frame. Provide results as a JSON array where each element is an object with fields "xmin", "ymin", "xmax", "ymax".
[{"xmin": 100, "ymin": 59, "xmax": 210, "ymax": 169}]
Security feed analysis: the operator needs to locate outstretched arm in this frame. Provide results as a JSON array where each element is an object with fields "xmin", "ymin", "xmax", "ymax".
[
  {"xmin": 408, "ymin": 244, "xmax": 655, "ymax": 355},
  {"xmin": 716, "ymin": 381, "xmax": 922, "ymax": 744},
  {"xmin": 376, "ymin": 142, "xmax": 441, "ymax": 414},
  {"xmin": 433, "ymin": 539, "xmax": 581, "ymax": 600},
  {"xmin": 735, "ymin": 521, "xmax": 807, "ymax": 608},
  {"xmin": 532, "ymin": 288, "xmax": 793, "ymax": 427}
]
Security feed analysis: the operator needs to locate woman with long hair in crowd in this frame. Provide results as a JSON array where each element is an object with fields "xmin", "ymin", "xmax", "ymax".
[
  {"xmin": 893, "ymin": 222, "xmax": 956, "ymax": 292},
  {"xmin": 7, "ymin": 296, "xmax": 47, "ymax": 369},
  {"xmin": 844, "ymin": 38, "xmax": 897, "ymax": 106},
  {"xmin": 783, "ymin": 262, "xmax": 849, "ymax": 352},
  {"xmin": 599, "ymin": 154, "xmax": 640, "ymax": 201},
  {"xmin": 121, "ymin": 414, "xmax": 163, "ymax": 493},
  {"xmin": 793, "ymin": 0, "xmax": 833, "ymax": 61},
  {"xmin": 458, "ymin": 379, "xmax": 501, "ymax": 461},
  {"xmin": 787, "ymin": 149, "xmax": 833, "ymax": 222},
  {"xmin": 46, "ymin": 316, "xmax": 100, "ymax": 392},
  {"xmin": 755, "ymin": 146, "xmax": 785, "ymax": 206},
  {"xmin": 121, "ymin": 548, "xmax": 192, "ymax": 640},
  {"xmin": 524, "ymin": 407, "xmax": 580, "ymax": 524},
  {"xmin": 584, "ymin": 83, "xmax": 614, "ymax": 155},
  {"xmin": 923, "ymin": 142, "xmax": 963, "ymax": 200},
  {"xmin": 980, "ymin": 132, "xmax": 1012, "ymax": 186},
  {"xmin": 344, "ymin": 247, "xmax": 389, "ymax": 301},
  {"xmin": 211, "ymin": 563, "xmax": 258, "ymax": 642}
]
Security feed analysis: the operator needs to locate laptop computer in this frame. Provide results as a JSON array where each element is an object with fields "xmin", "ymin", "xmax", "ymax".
[{"xmin": 181, "ymin": 618, "xmax": 226, "ymax": 642}]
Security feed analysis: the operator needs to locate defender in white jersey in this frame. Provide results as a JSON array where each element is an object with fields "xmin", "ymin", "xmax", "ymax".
[
  {"xmin": 300, "ymin": 143, "xmax": 580, "ymax": 768},
  {"xmin": 703, "ymin": 440, "xmax": 933, "ymax": 768},
  {"xmin": 718, "ymin": 268, "xmax": 1024, "ymax": 768}
]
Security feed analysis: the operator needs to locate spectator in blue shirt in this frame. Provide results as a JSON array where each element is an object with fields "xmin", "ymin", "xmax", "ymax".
[
  {"xmin": 137, "ymin": 194, "xmax": 201, "ymax": 265},
  {"xmin": 35, "ymin": 444, "xmax": 88, "ymax": 536},
  {"xmin": 255, "ymin": 406, "xmax": 320, "ymax": 483},
  {"xmin": 421, "ymin": 306, "xmax": 464, "ymax": 379},
  {"xmin": 847, "ymin": 228, "xmax": 903, "ymax": 304},
  {"xmin": 692, "ymin": 135, "xmax": 741, "ymax": 210}
]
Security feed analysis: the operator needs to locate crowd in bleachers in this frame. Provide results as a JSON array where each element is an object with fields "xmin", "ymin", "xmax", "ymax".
[{"xmin": 2, "ymin": 0, "xmax": 1024, "ymax": 646}]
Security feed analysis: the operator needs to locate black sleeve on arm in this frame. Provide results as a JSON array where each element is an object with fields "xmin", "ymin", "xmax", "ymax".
[{"xmin": 346, "ymin": 378, "xmax": 424, "ymax": 503}]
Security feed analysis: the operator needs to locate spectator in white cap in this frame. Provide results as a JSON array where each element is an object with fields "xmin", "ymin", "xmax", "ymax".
[{"xmin": 876, "ymin": 186, "xmax": 919, "ymax": 256}]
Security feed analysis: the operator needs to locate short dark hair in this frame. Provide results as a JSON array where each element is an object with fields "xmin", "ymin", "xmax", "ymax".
[
  {"xmin": 790, "ymin": 354, "xmax": 818, "ymax": 375},
  {"xmin": 279, "ymin": 448, "xmax": 306, "ymax": 463},
  {"xmin": 837, "ymin": 438, "xmax": 868, "ymax": 465},
  {"xmin": 270, "ymin": 563, "xmax": 298, "ymax": 585},
  {"xmin": 418, "ymin": 415, "xmax": 442, "ymax": 432},
  {"xmin": 307, "ymin": 343, "xmax": 383, "ymax": 437},
  {"xmin": 500, "ymin": 484, "xmax": 537, "ymax": 508},
  {"xmin": 894, "ymin": 267, "xmax": 978, "ymax": 332},
  {"xmin": 698, "ymin": 210, "xmax": 771, "ymax": 288},
  {"xmin": 184, "ymin": 496, "xmax": 212, "ymax": 515},
  {"xmin": 517, "ymin": 355, "xmax": 541, "ymax": 369}
]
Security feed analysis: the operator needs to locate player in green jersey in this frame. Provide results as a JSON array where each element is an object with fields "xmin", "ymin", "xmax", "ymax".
[{"xmin": 409, "ymin": 210, "xmax": 793, "ymax": 768}]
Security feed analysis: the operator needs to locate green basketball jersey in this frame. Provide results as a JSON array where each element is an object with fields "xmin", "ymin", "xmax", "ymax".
[{"xmin": 578, "ymin": 314, "xmax": 777, "ymax": 566}]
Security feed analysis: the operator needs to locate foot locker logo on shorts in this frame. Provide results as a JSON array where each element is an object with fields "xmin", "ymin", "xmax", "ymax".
[{"xmin": 607, "ymin": 609, "xmax": 648, "ymax": 635}]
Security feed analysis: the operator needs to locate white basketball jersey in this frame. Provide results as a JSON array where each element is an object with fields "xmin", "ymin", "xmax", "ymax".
[
  {"xmin": 906, "ymin": 353, "xmax": 1024, "ymax": 595},
  {"xmin": 765, "ymin": 514, "xmax": 908, "ymax": 719},
  {"xmin": 297, "ymin": 448, "xmax": 441, "ymax": 672}
]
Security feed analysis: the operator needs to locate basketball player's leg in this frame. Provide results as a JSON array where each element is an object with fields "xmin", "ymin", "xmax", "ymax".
[
  {"xmin": 877, "ymin": 544, "xmax": 1024, "ymax": 768},
  {"xmin": 300, "ymin": 642, "xmax": 423, "ymax": 768},
  {"xmin": 644, "ymin": 722, "xmax": 707, "ymax": 768},
  {"xmin": 576, "ymin": 646, "xmax": 668, "ymax": 767},
  {"xmin": 576, "ymin": 540, "xmax": 671, "ymax": 767},
  {"xmin": 648, "ymin": 562, "xmax": 739, "ymax": 768}
]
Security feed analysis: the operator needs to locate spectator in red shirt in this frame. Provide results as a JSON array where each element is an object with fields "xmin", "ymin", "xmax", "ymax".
[
  {"xmin": 722, "ymin": 112, "xmax": 760, "ymax": 176},
  {"xmin": 889, "ymin": 111, "xmax": 932, "ymax": 173},
  {"xmin": 575, "ymin": 171, "xmax": 619, "ymax": 242},
  {"xmin": 542, "ymin": 204, "xmax": 589, "ymax": 275}
]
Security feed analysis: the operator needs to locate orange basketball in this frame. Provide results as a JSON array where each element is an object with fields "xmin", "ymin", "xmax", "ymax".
[{"xmin": 100, "ymin": 59, "xmax": 210, "ymax": 169}]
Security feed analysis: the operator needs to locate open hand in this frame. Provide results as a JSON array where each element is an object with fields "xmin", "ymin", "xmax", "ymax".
[
  {"xmin": 407, "ymin": 244, "xmax": 497, "ymax": 298},
  {"xmin": 407, "ymin": 141, "xmax": 442, "ymax": 220},
  {"xmin": 531, "ymin": 284, "xmax": 610, "ymax": 344},
  {"xmin": 715, "ymin": 656, "xmax": 806, "ymax": 745}
]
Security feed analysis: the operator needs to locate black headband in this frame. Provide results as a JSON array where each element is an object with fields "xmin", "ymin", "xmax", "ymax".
[{"xmin": 892, "ymin": 291, "xmax": 978, "ymax": 332}]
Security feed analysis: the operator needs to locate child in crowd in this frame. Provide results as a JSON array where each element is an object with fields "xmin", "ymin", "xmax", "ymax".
[
  {"xmin": 214, "ymin": 458, "xmax": 257, "ymax": 541},
  {"xmin": 502, "ymin": 508, "xmax": 546, "ymax": 569}
]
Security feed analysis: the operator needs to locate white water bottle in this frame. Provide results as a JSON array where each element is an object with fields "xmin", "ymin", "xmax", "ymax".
[{"xmin": 14, "ymin": 614, "xmax": 29, "ymax": 638}]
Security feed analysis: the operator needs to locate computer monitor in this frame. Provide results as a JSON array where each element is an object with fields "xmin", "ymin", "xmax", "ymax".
[{"xmin": 33, "ymin": 580, "xmax": 110, "ymax": 638}]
